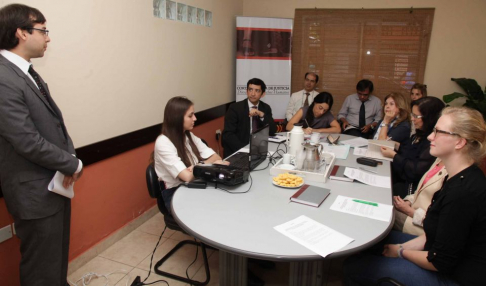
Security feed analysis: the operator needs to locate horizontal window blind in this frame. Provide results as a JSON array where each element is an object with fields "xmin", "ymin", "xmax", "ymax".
[{"xmin": 292, "ymin": 8, "xmax": 435, "ymax": 113}]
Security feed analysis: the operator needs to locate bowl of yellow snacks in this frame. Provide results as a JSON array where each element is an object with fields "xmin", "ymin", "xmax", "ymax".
[{"xmin": 272, "ymin": 173, "xmax": 304, "ymax": 188}]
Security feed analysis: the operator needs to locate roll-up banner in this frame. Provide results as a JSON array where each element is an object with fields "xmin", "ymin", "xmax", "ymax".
[{"xmin": 236, "ymin": 17, "xmax": 293, "ymax": 120}]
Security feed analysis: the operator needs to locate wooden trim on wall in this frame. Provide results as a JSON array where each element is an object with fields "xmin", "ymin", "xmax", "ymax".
[{"xmin": 76, "ymin": 102, "xmax": 234, "ymax": 166}]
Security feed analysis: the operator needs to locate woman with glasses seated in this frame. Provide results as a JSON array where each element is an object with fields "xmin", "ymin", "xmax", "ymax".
[
  {"xmin": 372, "ymin": 92, "xmax": 411, "ymax": 146},
  {"xmin": 344, "ymin": 106, "xmax": 486, "ymax": 286},
  {"xmin": 286, "ymin": 92, "xmax": 341, "ymax": 134},
  {"xmin": 381, "ymin": 97, "xmax": 445, "ymax": 198},
  {"xmin": 153, "ymin": 96, "xmax": 228, "ymax": 213}
]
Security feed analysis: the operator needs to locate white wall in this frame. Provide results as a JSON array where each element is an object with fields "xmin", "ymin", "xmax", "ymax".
[
  {"xmin": 242, "ymin": 0, "xmax": 486, "ymax": 101},
  {"xmin": 1, "ymin": 0, "xmax": 243, "ymax": 147},
  {"xmin": 3, "ymin": 0, "xmax": 484, "ymax": 147}
]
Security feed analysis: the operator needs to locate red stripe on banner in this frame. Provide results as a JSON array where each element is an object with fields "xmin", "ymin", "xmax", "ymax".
[
  {"xmin": 237, "ymin": 27, "xmax": 292, "ymax": 32},
  {"xmin": 236, "ymin": 56, "xmax": 291, "ymax": 60}
]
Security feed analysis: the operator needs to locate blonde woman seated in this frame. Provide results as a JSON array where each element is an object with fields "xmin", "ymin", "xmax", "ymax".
[
  {"xmin": 286, "ymin": 92, "xmax": 341, "ymax": 134},
  {"xmin": 372, "ymin": 92, "xmax": 411, "ymax": 145},
  {"xmin": 344, "ymin": 107, "xmax": 486, "ymax": 286},
  {"xmin": 393, "ymin": 158, "xmax": 447, "ymax": 236}
]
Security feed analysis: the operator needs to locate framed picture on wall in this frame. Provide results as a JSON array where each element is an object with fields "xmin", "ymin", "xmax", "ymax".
[
  {"xmin": 177, "ymin": 3, "xmax": 187, "ymax": 22},
  {"xmin": 205, "ymin": 10, "xmax": 212, "ymax": 27},
  {"xmin": 153, "ymin": 0, "xmax": 166, "ymax": 19},
  {"xmin": 197, "ymin": 8, "xmax": 205, "ymax": 25},
  {"xmin": 166, "ymin": 0, "xmax": 176, "ymax": 20},
  {"xmin": 188, "ymin": 6, "xmax": 197, "ymax": 24}
]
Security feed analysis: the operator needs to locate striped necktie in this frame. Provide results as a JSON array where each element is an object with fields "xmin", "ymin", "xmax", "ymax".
[{"xmin": 28, "ymin": 65, "xmax": 48, "ymax": 99}]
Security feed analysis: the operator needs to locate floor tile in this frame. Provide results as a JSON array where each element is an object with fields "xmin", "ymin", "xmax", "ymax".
[
  {"xmin": 137, "ymin": 212, "xmax": 176, "ymax": 238},
  {"xmin": 115, "ymin": 267, "xmax": 187, "ymax": 286},
  {"xmin": 137, "ymin": 238, "xmax": 213, "ymax": 279},
  {"xmin": 169, "ymin": 231, "xmax": 193, "ymax": 241},
  {"xmin": 99, "ymin": 230, "xmax": 165, "ymax": 267},
  {"xmin": 68, "ymin": 256, "xmax": 133, "ymax": 286}
]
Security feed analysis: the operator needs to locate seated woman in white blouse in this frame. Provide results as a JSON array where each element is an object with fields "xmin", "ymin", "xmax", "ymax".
[{"xmin": 153, "ymin": 96, "xmax": 228, "ymax": 213}]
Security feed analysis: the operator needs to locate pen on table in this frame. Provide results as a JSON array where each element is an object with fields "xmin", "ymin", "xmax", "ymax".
[
  {"xmin": 353, "ymin": 199, "xmax": 378, "ymax": 207},
  {"xmin": 358, "ymin": 166, "xmax": 378, "ymax": 174}
]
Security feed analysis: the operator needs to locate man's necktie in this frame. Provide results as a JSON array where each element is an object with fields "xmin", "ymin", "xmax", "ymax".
[
  {"xmin": 303, "ymin": 92, "xmax": 310, "ymax": 107},
  {"xmin": 251, "ymin": 105, "xmax": 259, "ymax": 132},
  {"xmin": 359, "ymin": 102, "xmax": 366, "ymax": 128},
  {"xmin": 28, "ymin": 65, "xmax": 48, "ymax": 99}
]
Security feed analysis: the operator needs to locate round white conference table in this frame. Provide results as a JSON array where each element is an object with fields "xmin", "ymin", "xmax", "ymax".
[{"xmin": 171, "ymin": 134, "xmax": 394, "ymax": 286}]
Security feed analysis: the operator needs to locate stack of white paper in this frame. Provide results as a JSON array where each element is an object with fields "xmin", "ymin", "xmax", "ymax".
[
  {"xmin": 274, "ymin": 215, "xmax": 354, "ymax": 257},
  {"xmin": 48, "ymin": 171, "xmax": 74, "ymax": 199},
  {"xmin": 343, "ymin": 168, "xmax": 391, "ymax": 188},
  {"xmin": 330, "ymin": 195, "xmax": 393, "ymax": 222}
]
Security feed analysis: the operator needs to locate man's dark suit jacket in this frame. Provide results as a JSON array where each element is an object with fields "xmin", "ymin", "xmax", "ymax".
[
  {"xmin": 0, "ymin": 54, "xmax": 79, "ymax": 220},
  {"xmin": 222, "ymin": 99, "xmax": 276, "ymax": 158}
]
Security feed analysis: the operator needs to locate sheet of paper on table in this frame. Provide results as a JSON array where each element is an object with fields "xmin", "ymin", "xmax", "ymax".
[
  {"xmin": 320, "ymin": 143, "xmax": 350, "ymax": 159},
  {"xmin": 343, "ymin": 167, "xmax": 391, "ymax": 188},
  {"xmin": 330, "ymin": 195, "xmax": 393, "ymax": 222},
  {"xmin": 353, "ymin": 147, "xmax": 367, "ymax": 156},
  {"xmin": 340, "ymin": 137, "xmax": 369, "ymax": 148},
  {"xmin": 268, "ymin": 135, "xmax": 287, "ymax": 143},
  {"xmin": 363, "ymin": 140, "xmax": 396, "ymax": 161},
  {"xmin": 274, "ymin": 215, "xmax": 354, "ymax": 257}
]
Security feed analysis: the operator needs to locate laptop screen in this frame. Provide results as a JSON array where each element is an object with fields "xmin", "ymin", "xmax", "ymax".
[{"xmin": 250, "ymin": 124, "xmax": 269, "ymax": 162}]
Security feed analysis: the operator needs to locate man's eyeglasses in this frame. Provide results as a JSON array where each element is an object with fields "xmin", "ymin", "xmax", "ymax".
[
  {"xmin": 23, "ymin": 27, "xmax": 49, "ymax": 37},
  {"xmin": 411, "ymin": 113, "xmax": 423, "ymax": 119},
  {"xmin": 432, "ymin": 127, "xmax": 460, "ymax": 137}
]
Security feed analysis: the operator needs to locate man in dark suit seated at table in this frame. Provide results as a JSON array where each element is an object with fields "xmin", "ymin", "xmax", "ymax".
[{"xmin": 223, "ymin": 78, "xmax": 276, "ymax": 158}]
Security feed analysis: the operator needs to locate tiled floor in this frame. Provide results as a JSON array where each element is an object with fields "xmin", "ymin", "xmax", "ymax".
[{"xmin": 68, "ymin": 212, "xmax": 344, "ymax": 286}]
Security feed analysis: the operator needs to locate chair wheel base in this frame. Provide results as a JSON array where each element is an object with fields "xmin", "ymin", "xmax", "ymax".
[{"xmin": 154, "ymin": 239, "xmax": 210, "ymax": 286}]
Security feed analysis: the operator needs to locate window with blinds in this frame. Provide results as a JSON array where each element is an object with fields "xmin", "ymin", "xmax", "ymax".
[{"xmin": 292, "ymin": 8, "xmax": 435, "ymax": 113}]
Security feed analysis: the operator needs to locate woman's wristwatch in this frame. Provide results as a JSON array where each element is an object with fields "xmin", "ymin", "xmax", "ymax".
[{"xmin": 397, "ymin": 244, "xmax": 404, "ymax": 258}]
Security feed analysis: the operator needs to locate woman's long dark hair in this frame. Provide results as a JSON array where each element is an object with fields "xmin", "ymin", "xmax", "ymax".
[
  {"xmin": 304, "ymin": 92, "xmax": 334, "ymax": 128},
  {"xmin": 158, "ymin": 96, "xmax": 203, "ymax": 166},
  {"xmin": 413, "ymin": 97, "xmax": 445, "ymax": 140}
]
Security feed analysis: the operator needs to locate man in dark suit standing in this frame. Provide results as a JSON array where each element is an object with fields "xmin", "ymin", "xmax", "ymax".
[
  {"xmin": 223, "ymin": 78, "xmax": 276, "ymax": 158},
  {"xmin": 0, "ymin": 4, "xmax": 83, "ymax": 285}
]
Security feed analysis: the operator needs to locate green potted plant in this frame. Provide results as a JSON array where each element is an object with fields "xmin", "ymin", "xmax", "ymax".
[
  {"xmin": 443, "ymin": 78, "xmax": 486, "ymax": 173},
  {"xmin": 443, "ymin": 78, "xmax": 486, "ymax": 121}
]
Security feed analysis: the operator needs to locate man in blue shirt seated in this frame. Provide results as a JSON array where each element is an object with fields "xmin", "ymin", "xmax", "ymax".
[
  {"xmin": 337, "ymin": 79, "xmax": 382, "ymax": 138},
  {"xmin": 222, "ymin": 78, "xmax": 276, "ymax": 158}
]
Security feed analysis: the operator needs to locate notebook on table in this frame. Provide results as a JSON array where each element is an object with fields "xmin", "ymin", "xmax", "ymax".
[
  {"xmin": 226, "ymin": 124, "xmax": 269, "ymax": 171},
  {"xmin": 290, "ymin": 184, "xmax": 331, "ymax": 207}
]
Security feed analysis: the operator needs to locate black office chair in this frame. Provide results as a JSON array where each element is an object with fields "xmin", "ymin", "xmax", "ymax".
[{"xmin": 145, "ymin": 164, "xmax": 210, "ymax": 285}]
